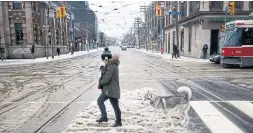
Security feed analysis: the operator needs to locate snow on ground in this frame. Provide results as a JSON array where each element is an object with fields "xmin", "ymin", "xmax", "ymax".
[
  {"xmin": 62, "ymin": 87, "xmax": 189, "ymax": 133},
  {"xmin": 0, "ymin": 96, "xmax": 46, "ymax": 133},
  {"xmin": 135, "ymin": 49, "xmax": 210, "ymax": 63},
  {"xmin": 0, "ymin": 49, "xmax": 102, "ymax": 66}
]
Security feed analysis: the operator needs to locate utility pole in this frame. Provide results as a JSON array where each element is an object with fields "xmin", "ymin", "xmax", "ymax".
[
  {"xmin": 134, "ymin": 18, "xmax": 142, "ymax": 49},
  {"xmin": 137, "ymin": 20, "xmax": 140, "ymax": 49},
  {"xmin": 45, "ymin": 9, "xmax": 49, "ymax": 59},
  {"xmin": 49, "ymin": 3, "xmax": 55, "ymax": 59},
  {"xmin": 86, "ymin": 23, "xmax": 89, "ymax": 52},
  {"xmin": 175, "ymin": 2, "xmax": 179, "ymax": 48}
]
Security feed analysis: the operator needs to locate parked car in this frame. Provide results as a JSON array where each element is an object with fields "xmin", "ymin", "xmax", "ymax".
[
  {"xmin": 121, "ymin": 46, "xmax": 127, "ymax": 51},
  {"xmin": 209, "ymin": 54, "xmax": 221, "ymax": 64}
]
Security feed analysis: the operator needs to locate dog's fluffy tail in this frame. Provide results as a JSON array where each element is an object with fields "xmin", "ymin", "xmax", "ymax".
[{"xmin": 177, "ymin": 86, "xmax": 192, "ymax": 101}]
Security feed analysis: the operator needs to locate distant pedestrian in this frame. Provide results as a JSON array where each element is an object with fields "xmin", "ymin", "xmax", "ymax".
[
  {"xmin": 71, "ymin": 45, "xmax": 74, "ymax": 55},
  {"xmin": 0, "ymin": 47, "xmax": 5, "ymax": 61},
  {"xmin": 202, "ymin": 44, "xmax": 208, "ymax": 59},
  {"xmin": 57, "ymin": 48, "xmax": 61, "ymax": 56},
  {"xmin": 172, "ymin": 44, "xmax": 178, "ymax": 59},
  {"xmin": 31, "ymin": 45, "xmax": 35, "ymax": 59},
  {"xmin": 177, "ymin": 47, "xmax": 180, "ymax": 58}
]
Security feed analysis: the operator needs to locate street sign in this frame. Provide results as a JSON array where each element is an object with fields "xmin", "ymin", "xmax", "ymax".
[{"xmin": 166, "ymin": 11, "xmax": 184, "ymax": 15}]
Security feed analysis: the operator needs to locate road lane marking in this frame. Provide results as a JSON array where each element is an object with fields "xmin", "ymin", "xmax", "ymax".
[
  {"xmin": 190, "ymin": 101, "xmax": 244, "ymax": 133},
  {"xmin": 229, "ymin": 101, "xmax": 253, "ymax": 119}
]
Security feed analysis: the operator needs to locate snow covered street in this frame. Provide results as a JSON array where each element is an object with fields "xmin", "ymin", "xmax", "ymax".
[
  {"xmin": 0, "ymin": 47, "xmax": 253, "ymax": 133},
  {"xmin": 62, "ymin": 87, "xmax": 190, "ymax": 133}
]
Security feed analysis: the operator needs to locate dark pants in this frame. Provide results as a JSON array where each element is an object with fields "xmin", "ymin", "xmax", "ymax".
[
  {"xmin": 203, "ymin": 53, "xmax": 207, "ymax": 59},
  {"xmin": 97, "ymin": 93, "xmax": 121, "ymax": 122},
  {"xmin": 1, "ymin": 53, "xmax": 4, "ymax": 61},
  {"xmin": 31, "ymin": 53, "xmax": 35, "ymax": 59},
  {"xmin": 172, "ymin": 52, "xmax": 177, "ymax": 59}
]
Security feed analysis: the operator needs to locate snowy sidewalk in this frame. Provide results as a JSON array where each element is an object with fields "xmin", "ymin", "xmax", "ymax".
[
  {"xmin": 0, "ymin": 49, "xmax": 102, "ymax": 66},
  {"xmin": 62, "ymin": 87, "xmax": 187, "ymax": 133},
  {"xmin": 135, "ymin": 49, "xmax": 210, "ymax": 63}
]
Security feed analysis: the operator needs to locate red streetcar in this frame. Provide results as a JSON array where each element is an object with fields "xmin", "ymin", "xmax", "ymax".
[{"xmin": 221, "ymin": 20, "xmax": 253, "ymax": 67}]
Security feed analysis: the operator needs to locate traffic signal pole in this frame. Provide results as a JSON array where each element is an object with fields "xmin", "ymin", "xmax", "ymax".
[
  {"xmin": 225, "ymin": 6, "xmax": 228, "ymax": 37},
  {"xmin": 45, "ymin": 10, "xmax": 49, "ymax": 59}
]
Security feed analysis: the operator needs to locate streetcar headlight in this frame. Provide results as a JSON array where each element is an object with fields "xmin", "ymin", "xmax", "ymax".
[{"xmin": 222, "ymin": 50, "xmax": 224, "ymax": 53}]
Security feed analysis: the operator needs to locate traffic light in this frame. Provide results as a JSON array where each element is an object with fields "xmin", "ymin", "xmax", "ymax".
[
  {"xmin": 156, "ymin": 5, "xmax": 162, "ymax": 16},
  {"xmin": 56, "ymin": 7, "xmax": 61, "ymax": 18},
  {"xmin": 229, "ymin": 1, "xmax": 235, "ymax": 15},
  {"xmin": 60, "ymin": 6, "xmax": 66, "ymax": 18},
  {"xmin": 220, "ymin": 24, "xmax": 225, "ymax": 32}
]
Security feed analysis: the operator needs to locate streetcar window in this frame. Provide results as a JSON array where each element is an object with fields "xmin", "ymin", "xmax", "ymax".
[
  {"xmin": 224, "ymin": 28, "xmax": 253, "ymax": 46},
  {"xmin": 242, "ymin": 28, "xmax": 253, "ymax": 45},
  {"xmin": 224, "ymin": 28, "xmax": 243, "ymax": 46}
]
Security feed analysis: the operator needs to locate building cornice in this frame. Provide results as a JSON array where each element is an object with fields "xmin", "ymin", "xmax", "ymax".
[{"xmin": 164, "ymin": 11, "xmax": 252, "ymax": 30}]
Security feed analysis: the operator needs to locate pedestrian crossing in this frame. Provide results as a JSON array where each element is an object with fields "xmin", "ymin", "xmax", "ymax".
[{"xmin": 190, "ymin": 101, "xmax": 253, "ymax": 133}]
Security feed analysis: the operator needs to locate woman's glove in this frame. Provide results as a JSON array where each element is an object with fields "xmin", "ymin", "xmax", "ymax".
[{"xmin": 99, "ymin": 65, "xmax": 104, "ymax": 71}]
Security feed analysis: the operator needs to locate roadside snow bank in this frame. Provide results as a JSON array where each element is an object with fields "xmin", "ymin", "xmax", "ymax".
[{"xmin": 62, "ymin": 87, "xmax": 187, "ymax": 133}]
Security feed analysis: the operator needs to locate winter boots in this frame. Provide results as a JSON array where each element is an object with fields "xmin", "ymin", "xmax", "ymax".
[
  {"xmin": 112, "ymin": 120, "xmax": 122, "ymax": 127},
  {"xmin": 96, "ymin": 118, "xmax": 122, "ymax": 127},
  {"xmin": 96, "ymin": 117, "xmax": 108, "ymax": 123}
]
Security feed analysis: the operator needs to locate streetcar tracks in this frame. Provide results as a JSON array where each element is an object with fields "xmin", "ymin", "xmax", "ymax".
[
  {"xmin": 33, "ymin": 81, "xmax": 96, "ymax": 133},
  {"xmin": 0, "ymin": 52, "xmax": 101, "ymax": 115}
]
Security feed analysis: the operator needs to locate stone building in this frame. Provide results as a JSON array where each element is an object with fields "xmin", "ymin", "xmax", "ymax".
[
  {"xmin": 164, "ymin": 1, "xmax": 253, "ymax": 58},
  {"xmin": 144, "ymin": 1, "xmax": 159, "ymax": 51},
  {"xmin": 66, "ymin": 1, "xmax": 98, "ymax": 50},
  {"xmin": 0, "ymin": 1, "xmax": 71, "ymax": 59}
]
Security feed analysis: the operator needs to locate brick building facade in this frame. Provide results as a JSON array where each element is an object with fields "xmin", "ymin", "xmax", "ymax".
[{"xmin": 0, "ymin": 1, "xmax": 71, "ymax": 59}]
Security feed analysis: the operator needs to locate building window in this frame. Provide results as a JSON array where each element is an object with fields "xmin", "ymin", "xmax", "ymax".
[
  {"xmin": 181, "ymin": 1, "xmax": 186, "ymax": 19},
  {"xmin": 235, "ymin": 1, "xmax": 242, "ymax": 8},
  {"xmin": 32, "ymin": 2, "xmax": 36, "ymax": 11},
  {"xmin": 250, "ymin": 2, "xmax": 253, "ymax": 9},
  {"xmin": 34, "ymin": 25, "xmax": 38, "ymax": 44},
  {"xmin": 180, "ymin": 29, "xmax": 184, "ymax": 51},
  {"xmin": 190, "ymin": 1, "xmax": 200, "ymax": 15},
  {"xmin": 210, "ymin": 1, "xmax": 220, "ymax": 8},
  {"xmin": 188, "ymin": 26, "xmax": 192, "ymax": 52},
  {"xmin": 15, "ymin": 23, "xmax": 23, "ymax": 45},
  {"xmin": 13, "ymin": 1, "xmax": 22, "ymax": 10},
  {"xmin": 209, "ymin": 1, "xmax": 223, "ymax": 10}
]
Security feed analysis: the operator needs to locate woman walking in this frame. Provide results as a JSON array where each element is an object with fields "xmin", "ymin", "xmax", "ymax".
[{"xmin": 97, "ymin": 53, "xmax": 122, "ymax": 127}]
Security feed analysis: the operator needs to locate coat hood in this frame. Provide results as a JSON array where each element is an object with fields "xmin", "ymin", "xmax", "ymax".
[{"xmin": 107, "ymin": 54, "xmax": 120, "ymax": 65}]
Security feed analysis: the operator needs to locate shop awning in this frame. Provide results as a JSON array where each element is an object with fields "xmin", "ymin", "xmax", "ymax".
[{"xmin": 207, "ymin": 17, "xmax": 251, "ymax": 22}]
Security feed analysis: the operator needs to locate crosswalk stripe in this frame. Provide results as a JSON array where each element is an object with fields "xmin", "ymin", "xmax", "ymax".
[
  {"xmin": 190, "ymin": 101, "xmax": 244, "ymax": 133},
  {"xmin": 229, "ymin": 101, "xmax": 253, "ymax": 119}
]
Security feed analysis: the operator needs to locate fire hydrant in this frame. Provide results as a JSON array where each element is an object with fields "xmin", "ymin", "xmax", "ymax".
[{"xmin": 160, "ymin": 48, "xmax": 164, "ymax": 54}]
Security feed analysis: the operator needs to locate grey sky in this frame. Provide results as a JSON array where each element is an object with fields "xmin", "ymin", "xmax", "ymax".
[{"xmin": 89, "ymin": 1, "xmax": 149, "ymax": 38}]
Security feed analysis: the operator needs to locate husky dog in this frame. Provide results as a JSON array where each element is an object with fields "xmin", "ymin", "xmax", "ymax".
[{"xmin": 142, "ymin": 86, "xmax": 192, "ymax": 127}]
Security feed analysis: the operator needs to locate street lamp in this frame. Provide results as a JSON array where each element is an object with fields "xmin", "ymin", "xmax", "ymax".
[{"xmin": 48, "ymin": 6, "xmax": 56, "ymax": 59}]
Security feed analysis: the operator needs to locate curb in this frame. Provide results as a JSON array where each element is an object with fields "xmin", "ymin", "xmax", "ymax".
[{"xmin": 0, "ymin": 49, "xmax": 103, "ymax": 66}]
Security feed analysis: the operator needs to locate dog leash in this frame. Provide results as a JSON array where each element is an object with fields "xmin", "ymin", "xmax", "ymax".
[{"xmin": 119, "ymin": 101, "xmax": 150, "ymax": 111}]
